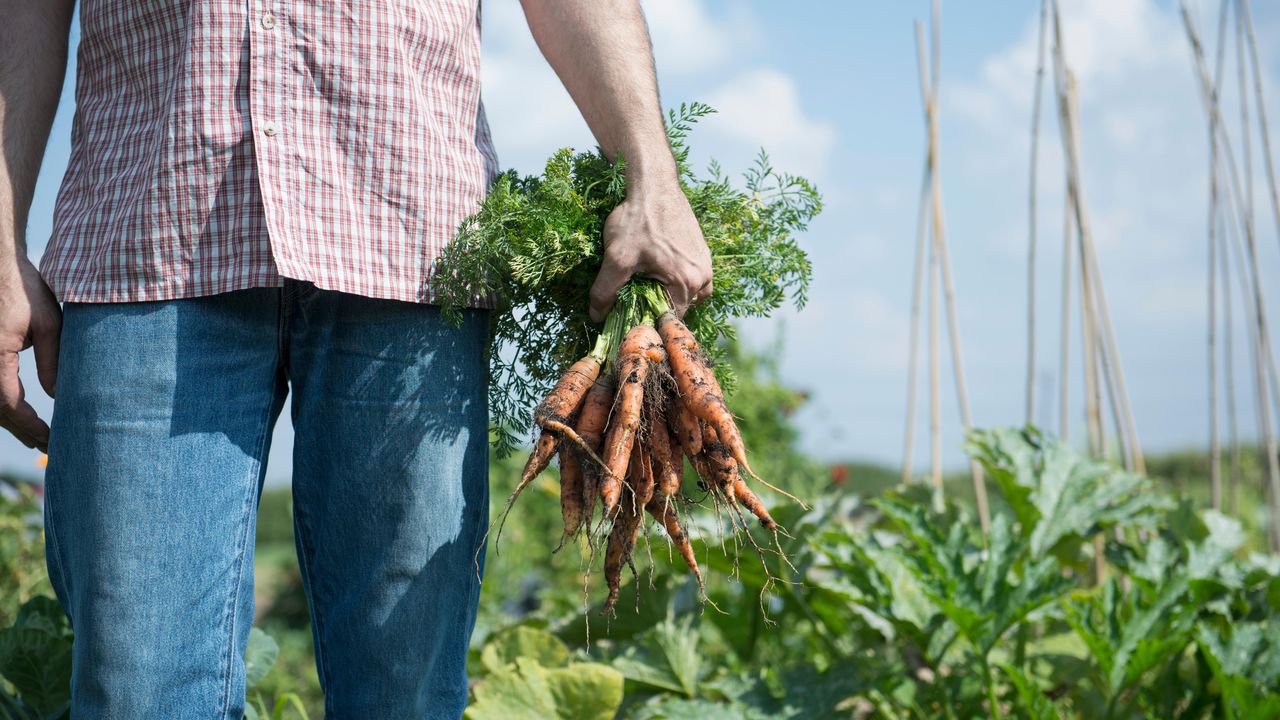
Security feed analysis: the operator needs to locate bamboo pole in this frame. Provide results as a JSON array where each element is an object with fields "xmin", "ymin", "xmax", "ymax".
[
  {"xmin": 1237, "ymin": 0, "xmax": 1280, "ymax": 256},
  {"xmin": 1059, "ymin": 192, "xmax": 1075, "ymax": 441},
  {"xmin": 902, "ymin": 24, "xmax": 934, "ymax": 488},
  {"xmin": 1210, "ymin": 121, "xmax": 1222, "ymax": 510},
  {"xmin": 1207, "ymin": 0, "xmax": 1229, "ymax": 511},
  {"xmin": 1221, "ymin": 164, "xmax": 1280, "ymax": 550},
  {"xmin": 1221, "ymin": 218, "xmax": 1242, "ymax": 515},
  {"xmin": 1026, "ymin": 0, "xmax": 1050, "ymax": 427},
  {"xmin": 916, "ymin": 0, "xmax": 988, "ymax": 530},
  {"xmin": 1218, "ymin": 210, "xmax": 1239, "ymax": 512}
]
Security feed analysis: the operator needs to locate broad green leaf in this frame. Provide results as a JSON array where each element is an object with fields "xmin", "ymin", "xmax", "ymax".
[
  {"xmin": 1201, "ymin": 510, "xmax": 1246, "ymax": 552},
  {"xmin": 967, "ymin": 427, "xmax": 1044, "ymax": 541},
  {"xmin": 466, "ymin": 657, "xmax": 557, "ymax": 720},
  {"xmin": 543, "ymin": 663, "xmax": 624, "ymax": 720},
  {"xmin": 481, "ymin": 626, "xmax": 569, "ymax": 675},
  {"xmin": 0, "ymin": 627, "xmax": 72, "ymax": 716},
  {"xmin": 610, "ymin": 619, "xmax": 702, "ymax": 697},
  {"xmin": 859, "ymin": 544, "xmax": 937, "ymax": 632},
  {"xmin": 244, "ymin": 628, "xmax": 279, "ymax": 691},
  {"xmin": 12, "ymin": 598, "xmax": 70, "ymax": 641},
  {"xmin": 465, "ymin": 658, "xmax": 622, "ymax": 720}
]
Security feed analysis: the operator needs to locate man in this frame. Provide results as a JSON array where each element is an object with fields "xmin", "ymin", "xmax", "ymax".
[{"xmin": 0, "ymin": 0, "xmax": 711, "ymax": 716}]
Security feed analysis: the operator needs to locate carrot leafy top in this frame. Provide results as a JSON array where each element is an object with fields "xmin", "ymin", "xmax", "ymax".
[{"xmin": 435, "ymin": 103, "xmax": 821, "ymax": 456}]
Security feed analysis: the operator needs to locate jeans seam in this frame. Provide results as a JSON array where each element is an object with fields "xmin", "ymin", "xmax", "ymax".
[
  {"xmin": 291, "ymin": 500, "xmax": 335, "ymax": 715},
  {"xmin": 217, "ymin": 371, "xmax": 278, "ymax": 719},
  {"xmin": 43, "ymin": 474, "xmax": 72, "ymax": 619}
]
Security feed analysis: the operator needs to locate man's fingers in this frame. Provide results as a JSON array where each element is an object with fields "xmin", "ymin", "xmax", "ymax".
[
  {"xmin": 693, "ymin": 279, "xmax": 713, "ymax": 305},
  {"xmin": 588, "ymin": 254, "xmax": 634, "ymax": 324},
  {"xmin": 665, "ymin": 278, "xmax": 694, "ymax": 319},
  {"xmin": 32, "ymin": 312, "xmax": 61, "ymax": 399},
  {"xmin": 0, "ymin": 369, "xmax": 51, "ymax": 451}
]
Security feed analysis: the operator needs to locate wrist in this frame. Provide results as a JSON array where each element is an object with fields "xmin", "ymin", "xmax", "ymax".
[
  {"xmin": 0, "ymin": 253, "xmax": 35, "ymax": 294},
  {"xmin": 617, "ymin": 141, "xmax": 679, "ymax": 193},
  {"xmin": 624, "ymin": 160, "xmax": 680, "ymax": 197}
]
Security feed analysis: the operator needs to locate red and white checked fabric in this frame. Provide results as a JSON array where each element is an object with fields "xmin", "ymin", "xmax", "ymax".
[{"xmin": 39, "ymin": 0, "xmax": 499, "ymax": 306}]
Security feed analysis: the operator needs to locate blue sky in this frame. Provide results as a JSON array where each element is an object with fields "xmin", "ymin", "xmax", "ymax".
[{"xmin": 6, "ymin": 0, "xmax": 1280, "ymax": 486}]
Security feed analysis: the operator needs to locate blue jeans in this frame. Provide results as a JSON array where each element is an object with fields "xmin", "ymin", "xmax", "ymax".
[{"xmin": 42, "ymin": 279, "xmax": 491, "ymax": 719}]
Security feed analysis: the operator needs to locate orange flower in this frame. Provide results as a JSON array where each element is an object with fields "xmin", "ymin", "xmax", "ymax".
[{"xmin": 36, "ymin": 454, "xmax": 48, "ymax": 469}]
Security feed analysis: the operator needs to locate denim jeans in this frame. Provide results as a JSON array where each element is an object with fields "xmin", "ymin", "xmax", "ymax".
[{"xmin": 42, "ymin": 279, "xmax": 491, "ymax": 719}]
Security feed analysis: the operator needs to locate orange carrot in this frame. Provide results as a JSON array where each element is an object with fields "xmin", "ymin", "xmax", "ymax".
[
  {"xmin": 650, "ymin": 418, "xmax": 682, "ymax": 497},
  {"xmin": 600, "ymin": 325, "xmax": 661, "ymax": 517},
  {"xmin": 646, "ymin": 495, "xmax": 702, "ymax": 588},
  {"xmin": 559, "ymin": 445, "xmax": 585, "ymax": 541},
  {"xmin": 700, "ymin": 425, "xmax": 733, "ymax": 495},
  {"xmin": 632, "ymin": 439, "xmax": 655, "ymax": 509},
  {"xmin": 534, "ymin": 356, "xmax": 601, "ymax": 426},
  {"xmin": 701, "ymin": 426, "xmax": 777, "ymax": 530},
  {"xmin": 574, "ymin": 377, "xmax": 615, "ymax": 522},
  {"xmin": 515, "ymin": 429, "xmax": 559, "ymax": 502},
  {"xmin": 603, "ymin": 487, "xmax": 645, "ymax": 614},
  {"xmin": 729, "ymin": 474, "xmax": 777, "ymax": 530},
  {"xmin": 669, "ymin": 402, "xmax": 703, "ymax": 456},
  {"xmin": 659, "ymin": 312, "xmax": 803, "ymax": 506},
  {"xmin": 657, "ymin": 313, "xmax": 742, "ymax": 468}
]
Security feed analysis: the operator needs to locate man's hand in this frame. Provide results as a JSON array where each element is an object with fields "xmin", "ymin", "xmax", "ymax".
[
  {"xmin": 0, "ymin": 259, "xmax": 60, "ymax": 452},
  {"xmin": 589, "ymin": 180, "xmax": 712, "ymax": 322},
  {"xmin": 518, "ymin": 0, "xmax": 713, "ymax": 321},
  {"xmin": 1, "ymin": 0, "xmax": 75, "ymax": 452}
]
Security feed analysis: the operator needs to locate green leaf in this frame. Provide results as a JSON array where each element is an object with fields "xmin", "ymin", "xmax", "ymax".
[
  {"xmin": 999, "ymin": 663, "xmax": 1062, "ymax": 720},
  {"xmin": 544, "ymin": 663, "xmax": 625, "ymax": 720},
  {"xmin": 12, "ymin": 598, "xmax": 70, "ymax": 642},
  {"xmin": 244, "ymin": 627, "xmax": 279, "ymax": 691},
  {"xmin": 465, "ymin": 658, "xmax": 623, "ymax": 720},
  {"xmin": 967, "ymin": 427, "xmax": 1169, "ymax": 562},
  {"xmin": 481, "ymin": 626, "xmax": 570, "ymax": 675},
  {"xmin": 0, "ymin": 627, "xmax": 72, "ymax": 716},
  {"xmin": 610, "ymin": 618, "xmax": 702, "ymax": 697}
]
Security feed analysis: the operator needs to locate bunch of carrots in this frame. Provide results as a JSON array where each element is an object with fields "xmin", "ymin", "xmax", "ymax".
[
  {"xmin": 501, "ymin": 285, "xmax": 798, "ymax": 613},
  {"xmin": 436, "ymin": 103, "xmax": 820, "ymax": 616}
]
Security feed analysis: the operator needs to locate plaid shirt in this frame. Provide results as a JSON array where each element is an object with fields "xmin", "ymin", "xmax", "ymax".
[{"xmin": 39, "ymin": 0, "xmax": 498, "ymax": 306}]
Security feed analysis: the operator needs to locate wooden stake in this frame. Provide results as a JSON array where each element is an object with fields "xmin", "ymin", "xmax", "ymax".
[
  {"xmin": 902, "ymin": 23, "xmax": 934, "ymax": 488},
  {"xmin": 1026, "ymin": 0, "xmax": 1050, "ymax": 426}
]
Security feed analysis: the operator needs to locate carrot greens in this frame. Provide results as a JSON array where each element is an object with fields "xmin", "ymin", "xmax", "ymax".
[{"xmin": 435, "ymin": 102, "xmax": 821, "ymax": 457}]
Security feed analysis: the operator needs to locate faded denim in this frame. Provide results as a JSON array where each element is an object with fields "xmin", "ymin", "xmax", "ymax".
[{"xmin": 43, "ymin": 279, "xmax": 491, "ymax": 719}]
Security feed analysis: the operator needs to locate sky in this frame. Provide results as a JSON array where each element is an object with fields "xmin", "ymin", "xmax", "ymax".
[{"xmin": 5, "ymin": 0, "xmax": 1280, "ymax": 486}]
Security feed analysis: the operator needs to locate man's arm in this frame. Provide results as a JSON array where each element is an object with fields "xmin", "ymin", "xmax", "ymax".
[
  {"xmin": 518, "ymin": 0, "xmax": 713, "ymax": 322},
  {"xmin": 0, "ymin": 0, "xmax": 75, "ymax": 452}
]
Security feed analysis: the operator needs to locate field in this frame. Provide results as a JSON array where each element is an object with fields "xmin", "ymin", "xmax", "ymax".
[{"xmin": 1, "ymin": 341, "xmax": 1277, "ymax": 719}]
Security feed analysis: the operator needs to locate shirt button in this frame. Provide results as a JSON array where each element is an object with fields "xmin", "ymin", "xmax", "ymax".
[
  {"xmin": 262, "ymin": 121, "xmax": 278, "ymax": 137},
  {"xmin": 261, "ymin": 13, "xmax": 277, "ymax": 30}
]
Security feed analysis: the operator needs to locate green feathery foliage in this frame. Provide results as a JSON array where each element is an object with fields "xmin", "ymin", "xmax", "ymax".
[{"xmin": 435, "ymin": 102, "xmax": 821, "ymax": 455}]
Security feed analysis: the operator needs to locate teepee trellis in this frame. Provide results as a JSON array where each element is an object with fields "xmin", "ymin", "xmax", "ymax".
[
  {"xmin": 1181, "ymin": 0, "xmax": 1280, "ymax": 551},
  {"xmin": 900, "ymin": 0, "xmax": 991, "ymax": 533},
  {"xmin": 1040, "ymin": 1, "xmax": 1145, "ymax": 479}
]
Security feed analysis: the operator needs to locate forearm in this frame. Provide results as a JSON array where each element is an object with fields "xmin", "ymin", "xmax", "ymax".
[
  {"xmin": 0, "ymin": 0, "xmax": 75, "ymax": 287},
  {"xmin": 518, "ymin": 0, "xmax": 677, "ymax": 189}
]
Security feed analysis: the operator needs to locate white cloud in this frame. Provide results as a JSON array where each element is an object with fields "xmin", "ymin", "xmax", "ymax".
[
  {"xmin": 703, "ymin": 68, "xmax": 838, "ymax": 181},
  {"xmin": 640, "ymin": 0, "xmax": 753, "ymax": 76}
]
